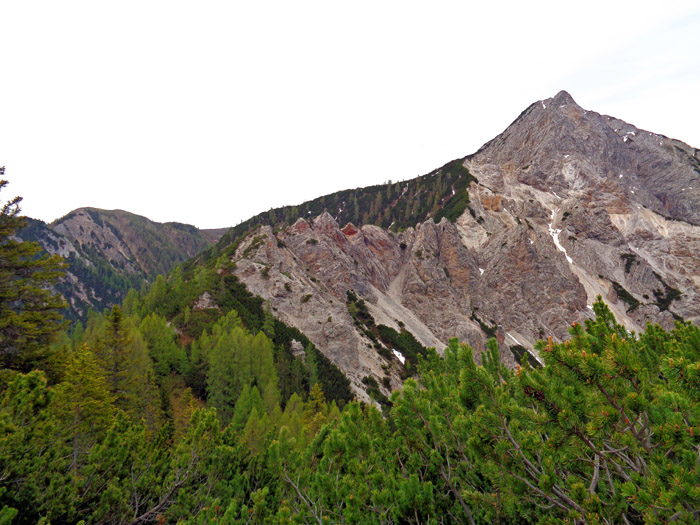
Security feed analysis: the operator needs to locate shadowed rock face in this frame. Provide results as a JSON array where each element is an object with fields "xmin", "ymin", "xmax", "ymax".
[{"xmin": 229, "ymin": 91, "xmax": 700, "ymax": 401}]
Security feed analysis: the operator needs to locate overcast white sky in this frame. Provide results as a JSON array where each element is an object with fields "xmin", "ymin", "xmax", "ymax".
[{"xmin": 1, "ymin": 1, "xmax": 699, "ymax": 229}]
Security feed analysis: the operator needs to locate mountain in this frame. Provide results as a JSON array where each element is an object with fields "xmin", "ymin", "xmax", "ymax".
[
  {"xmin": 18, "ymin": 208, "xmax": 225, "ymax": 320},
  {"xmin": 201, "ymin": 90, "xmax": 700, "ymax": 402}
]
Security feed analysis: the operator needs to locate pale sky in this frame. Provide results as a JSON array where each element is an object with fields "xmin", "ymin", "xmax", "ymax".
[{"xmin": 1, "ymin": 1, "xmax": 699, "ymax": 229}]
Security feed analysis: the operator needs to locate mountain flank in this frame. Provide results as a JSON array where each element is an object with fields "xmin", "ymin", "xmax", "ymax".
[
  {"xmin": 204, "ymin": 90, "xmax": 700, "ymax": 402},
  {"xmin": 14, "ymin": 91, "xmax": 700, "ymax": 404},
  {"xmin": 18, "ymin": 208, "xmax": 226, "ymax": 320}
]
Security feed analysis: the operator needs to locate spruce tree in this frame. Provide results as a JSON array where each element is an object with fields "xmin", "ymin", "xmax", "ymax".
[{"xmin": 0, "ymin": 174, "xmax": 66, "ymax": 374}]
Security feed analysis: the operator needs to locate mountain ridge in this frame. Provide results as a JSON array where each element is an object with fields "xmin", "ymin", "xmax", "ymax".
[
  {"xmin": 212, "ymin": 90, "xmax": 700, "ymax": 401},
  {"xmin": 18, "ymin": 207, "xmax": 226, "ymax": 320},
  {"xmin": 16, "ymin": 90, "xmax": 700, "ymax": 404}
]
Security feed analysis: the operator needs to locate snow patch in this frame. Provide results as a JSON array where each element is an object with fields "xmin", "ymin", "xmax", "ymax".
[
  {"xmin": 541, "ymin": 102, "xmax": 546, "ymax": 109},
  {"xmin": 507, "ymin": 332, "xmax": 522, "ymax": 346},
  {"xmin": 587, "ymin": 305, "xmax": 594, "ymax": 310},
  {"xmin": 452, "ymin": 189, "xmax": 455, "ymax": 195},
  {"xmin": 552, "ymin": 190, "xmax": 561, "ymax": 199},
  {"xmin": 392, "ymin": 349, "xmax": 405, "ymax": 365},
  {"xmin": 619, "ymin": 174, "xmax": 623, "ymax": 178},
  {"xmin": 479, "ymin": 268, "xmax": 485, "ymax": 275},
  {"xmin": 548, "ymin": 210, "xmax": 573, "ymax": 264}
]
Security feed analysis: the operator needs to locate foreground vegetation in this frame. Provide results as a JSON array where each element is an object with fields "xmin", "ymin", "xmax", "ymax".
[
  {"xmin": 2, "ymin": 176, "xmax": 700, "ymax": 523},
  {"xmin": 4, "ymin": 300, "xmax": 700, "ymax": 523}
]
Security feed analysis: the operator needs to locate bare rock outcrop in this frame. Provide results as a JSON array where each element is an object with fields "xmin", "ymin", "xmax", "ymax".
[{"xmin": 231, "ymin": 91, "xmax": 700, "ymax": 399}]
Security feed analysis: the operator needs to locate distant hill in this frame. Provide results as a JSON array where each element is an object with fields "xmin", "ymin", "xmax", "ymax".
[{"xmin": 17, "ymin": 208, "xmax": 226, "ymax": 321}]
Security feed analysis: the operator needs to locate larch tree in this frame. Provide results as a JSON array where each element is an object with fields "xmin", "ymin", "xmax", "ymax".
[{"xmin": 51, "ymin": 343, "xmax": 115, "ymax": 476}]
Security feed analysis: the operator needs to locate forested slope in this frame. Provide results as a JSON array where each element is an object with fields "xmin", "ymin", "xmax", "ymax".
[
  {"xmin": 3, "ymin": 172, "xmax": 700, "ymax": 523},
  {"xmin": 17, "ymin": 208, "xmax": 223, "ymax": 321},
  {"xmin": 3, "ymin": 297, "xmax": 700, "ymax": 523},
  {"xmin": 196, "ymin": 157, "xmax": 475, "ymax": 269}
]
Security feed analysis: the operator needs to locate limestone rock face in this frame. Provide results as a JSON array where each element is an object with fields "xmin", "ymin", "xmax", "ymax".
[
  {"xmin": 231, "ymin": 91, "xmax": 700, "ymax": 400},
  {"xmin": 465, "ymin": 90, "xmax": 700, "ymax": 332}
]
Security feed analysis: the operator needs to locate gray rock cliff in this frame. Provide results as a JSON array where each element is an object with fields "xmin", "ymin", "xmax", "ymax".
[{"xmin": 229, "ymin": 91, "xmax": 700, "ymax": 401}]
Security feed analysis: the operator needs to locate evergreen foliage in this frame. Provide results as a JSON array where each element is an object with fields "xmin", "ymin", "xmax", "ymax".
[
  {"xmin": 4, "ymin": 175, "xmax": 700, "ymax": 522},
  {"xmin": 2, "ymin": 294, "xmax": 700, "ymax": 522},
  {"xmin": 347, "ymin": 289, "xmax": 430, "ymax": 378},
  {"xmin": 202, "ymin": 158, "xmax": 476, "ymax": 268},
  {"xmin": 0, "ymin": 176, "xmax": 66, "ymax": 375},
  {"xmin": 16, "ymin": 208, "xmax": 213, "ymax": 323}
]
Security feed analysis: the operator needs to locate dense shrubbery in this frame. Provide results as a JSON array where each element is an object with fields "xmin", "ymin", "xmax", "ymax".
[{"xmin": 4, "ymin": 297, "xmax": 700, "ymax": 523}]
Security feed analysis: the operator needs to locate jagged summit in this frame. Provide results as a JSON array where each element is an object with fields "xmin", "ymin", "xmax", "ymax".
[
  {"xmin": 549, "ymin": 89, "xmax": 576, "ymax": 106},
  {"xmin": 468, "ymin": 90, "xmax": 700, "ymax": 225}
]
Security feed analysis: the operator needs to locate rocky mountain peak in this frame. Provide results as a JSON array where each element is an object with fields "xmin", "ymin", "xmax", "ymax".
[
  {"xmin": 469, "ymin": 90, "xmax": 700, "ymax": 225},
  {"xmin": 549, "ymin": 89, "xmax": 576, "ymax": 107},
  {"xmin": 222, "ymin": 91, "xmax": 700, "ymax": 403}
]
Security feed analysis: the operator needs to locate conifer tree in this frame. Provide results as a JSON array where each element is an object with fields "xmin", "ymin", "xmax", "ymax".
[
  {"xmin": 303, "ymin": 383, "xmax": 328, "ymax": 436},
  {"xmin": 52, "ymin": 344, "xmax": 115, "ymax": 476},
  {"xmin": 0, "ymin": 175, "xmax": 66, "ymax": 374},
  {"xmin": 261, "ymin": 300, "xmax": 275, "ymax": 339},
  {"xmin": 139, "ymin": 312, "xmax": 186, "ymax": 377},
  {"xmin": 242, "ymin": 407, "xmax": 271, "ymax": 455},
  {"xmin": 207, "ymin": 326, "xmax": 248, "ymax": 423},
  {"xmin": 230, "ymin": 384, "xmax": 253, "ymax": 431},
  {"xmin": 88, "ymin": 306, "xmax": 163, "ymax": 429},
  {"xmin": 0, "ymin": 371, "xmax": 61, "ymax": 518}
]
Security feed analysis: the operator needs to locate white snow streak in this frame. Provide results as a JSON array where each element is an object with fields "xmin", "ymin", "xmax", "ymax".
[
  {"xmin": 548, "ymin": 210, "xmax": 573, "ymax": 264},
  {"xmin": 479, "ymin": 268, "xmax": 485, "ymax": 275},
  {"xmin": 392, "ymin": 349, "xmax": 406, "ymax": 365},
  {"xmin": 507, "ymin": 332, "xmax": 522, "ymax": 346}
]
